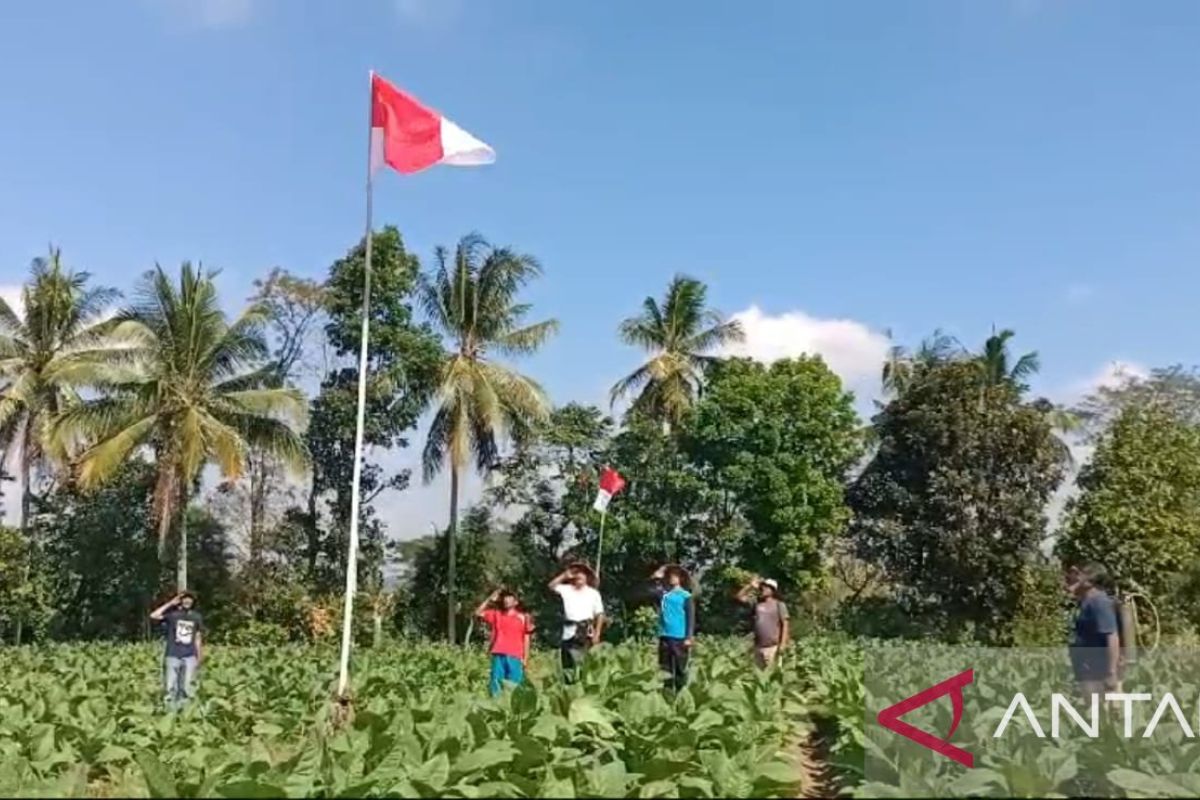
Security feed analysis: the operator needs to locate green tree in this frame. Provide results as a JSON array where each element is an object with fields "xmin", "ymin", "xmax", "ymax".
[
  {"xmin": 686, "ymin": 356, "xmax": 863, "ymax": 589},
  {"xmin": 1075, "ymin": 364, "xmax": 1200, "ymax": 435},
  {"xmin": 220, "ymin": 269, "xmax": 327, "ymax": 569},
  {"xmin": 36, "ymin": 461, "xmax": 160, "ymax": 640},
  {"xmin": 0, "ymin": 248, "xmax": 120, "ymax": 642},
  {"xmin": 849, "ymin": 359, "xmax": 1065, "ymax": 642},
  {"xmin": 880, "ymin": 328, "xmax": 962, "ymax": 397},
  {"xmin": 418, "ymin": 233, "xmax": 557, "ymax": 642},
  {"xmin": 610, "ymin": 274, "xmax": 744, "ymax": 431},
  {"xmin": 577, "ymin": 411, "xmax": 731, "ymax": 633},
  {"xmin": 0, "ymin": 523, "xmax": 51, "ymax": 643},
  {"xmin": 59, "ymin": 263, "xmax": 308, "ymax": 590},
  {"xmin": 976, "ymin": 327, "xmax": 1040, "ymax": 390},
  {"xmin": 1055, "ymin": 404, "xmax": 1200, "ymax": 628},
  {"xmin": 400, "ymin": 505, "xmax": 515, "ymax": 640},
  {"xmin": 302, "ymin": 228, "xmax": 441, "ymax": 593}
]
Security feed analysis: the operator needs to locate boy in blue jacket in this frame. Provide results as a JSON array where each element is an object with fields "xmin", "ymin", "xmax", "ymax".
[{"xmin": 651, "ymin": 564, "xmax": 695, "ymax": 692}]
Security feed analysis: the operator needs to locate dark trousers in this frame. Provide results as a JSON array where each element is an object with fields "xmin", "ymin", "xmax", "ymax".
[
  {"xmin": 658, "ymin": 637, "xmax": 690, "ymax": 692},
  {"xmin": 561, "ymin": 637, "xmax": 590, "ymax": 682}
]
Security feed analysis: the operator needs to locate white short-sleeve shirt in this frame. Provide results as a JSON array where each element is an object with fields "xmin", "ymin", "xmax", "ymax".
[{"xmin": 555, "ymin": 584, "xmax": 604, "ymax": 640}]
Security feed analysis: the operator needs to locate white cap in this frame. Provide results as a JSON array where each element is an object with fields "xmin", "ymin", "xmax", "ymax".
[{"xmin": 762, "ymin": 578, "xmax": 779, "ymax": 590}]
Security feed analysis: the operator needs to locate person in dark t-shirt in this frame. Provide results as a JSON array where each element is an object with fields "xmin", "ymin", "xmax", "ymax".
[
  {"xmin": 737, "ymin": 576, "xmax": 790, "ymax": 669},
  {"xmin": 150, "ymin": 592, "xmax": 205, "ymax": 711},
  {"xmin": 1066, "ymin": 563, "xmax": 1120, "ymax": 698}
]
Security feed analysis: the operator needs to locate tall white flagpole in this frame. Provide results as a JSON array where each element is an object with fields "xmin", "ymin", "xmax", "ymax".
[{"xmin": 336, "ymin": 69, "xmax": 377, "ymax": 700}]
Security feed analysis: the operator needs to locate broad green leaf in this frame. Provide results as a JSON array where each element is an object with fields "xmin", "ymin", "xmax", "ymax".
[
  {"xmin": 568, "ymin": 697, "xmax": 616, "ymax": 736},
  {"xmin": 410, "ymin": 752, "xmax": 450, "ymax": 791},
  {"xmin": 217, "ymin": 780, "xmax": 288, "ymax": 798},
  {"xmin": 539, "ymin": 773, "xmax": 575, "ymax": 799},
  {"xmin": 753, "ymin": 759, "xmax": 798, "ymax": 785},
  {"xmin": 588, "ymin": 761, "xmax": 633, "ymax": 796},
  {"xmin": 135, "ymin": 751, "xmax": 178, "ymax": 799},
  {"xmin": 453, "ymin": 739, "xmax": 518, "ymax": 774},
  {"xmin": 1107, "ymin": 769, "xmax": 1195, "ymax": 798},
  {"xmin": 639, "ymin": 778, "xmax": 680, "ymax": 798},
  {"xmin": 29, "ymin": 724, "xmax": 54, "ymax": 762}
]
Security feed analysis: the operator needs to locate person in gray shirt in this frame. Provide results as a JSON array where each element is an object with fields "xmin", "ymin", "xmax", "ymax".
[{"xmin": 736, "ymin": 576, "xmax": 790, "ymax": 668}]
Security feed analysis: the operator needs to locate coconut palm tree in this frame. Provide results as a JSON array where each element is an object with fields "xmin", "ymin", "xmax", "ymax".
[
  {"xmin": 977, "ymin": 327, "xmax": 1040, "ymax": 391},
  {"xmin": 880, "ymin": 328, "xmax": 963, "ymax": 397},
  {"xmin": 610, "ymin": 274, "xmax": 744, "ymax": 431},
  {"xmin": 418, "ymin": 233, "xmax": 557, "ymax": 642},
  {"xmin": 972, "ymin": 327, "xmax": 1082, "ymax": 465},
  {"xmin": 56, "ymin": 263, "xmax": 308, "ymax": 590},
  {"xmin": 0, "ymin": 248, "xmax": 120, "ymax": 642}
]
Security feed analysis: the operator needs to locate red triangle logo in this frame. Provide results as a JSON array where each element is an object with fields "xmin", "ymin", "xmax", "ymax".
[{"xmin": 876, "ymin": 668, "xmax": 974, "ymax": 768}]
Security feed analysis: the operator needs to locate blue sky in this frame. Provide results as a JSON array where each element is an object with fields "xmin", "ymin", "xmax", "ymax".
[{"xmin": 2, "ymin": 0, "xmax": 1198, "ymax": 537}]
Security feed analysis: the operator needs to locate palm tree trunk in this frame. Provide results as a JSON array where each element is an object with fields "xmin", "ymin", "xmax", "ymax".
[
  {"xmin": 176, "ymin": 483, "xmax": 189, "ymax": 591},
  {"xmin": 447, "ymin": 465, "xmax": 459, "ymax": 644},
  {"xmin": 15, "ymin": 453, "xmax": 31, "ymax": 646}
]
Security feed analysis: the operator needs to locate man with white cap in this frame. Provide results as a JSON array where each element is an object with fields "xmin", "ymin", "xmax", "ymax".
[{"xmin": 736, "ymin": 576, "xmax": 790, "ymax": 668}]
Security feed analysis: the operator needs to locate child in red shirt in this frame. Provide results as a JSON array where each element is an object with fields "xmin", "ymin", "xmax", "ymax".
[{"xmin": 474, "ymin": 589, "xmax": 535, "ymax": 695}]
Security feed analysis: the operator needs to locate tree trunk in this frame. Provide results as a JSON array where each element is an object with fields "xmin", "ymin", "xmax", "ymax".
[
  {"xmin": 249, "ymin": 452, "xmax": 270, "ymax": 567},
  {"xmin": 156, "ymin": 473, "xmax": 174, "ymax": 561},
  {"xmin": 176, "ymin": 483, "xmax": 189, "ymax": 591},
  {"xmin": 15, "ymin": 453, "xmax": 31, "ymax": 646},
  {"xmin": 306, "ymin": 468, "xmax": 320, "ymax": 582},
  {"xmin": 447, "ymin": 465, "xmax": 459, "ymax": 644}
]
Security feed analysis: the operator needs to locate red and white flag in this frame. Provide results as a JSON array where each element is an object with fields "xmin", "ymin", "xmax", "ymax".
[
  {"xmin": 593, "ymin": 466, "xmax": 627, "ymax": 514},
  {"xmin": 370, "ymin": 72, "xmax": 495, "ymax": 175}
]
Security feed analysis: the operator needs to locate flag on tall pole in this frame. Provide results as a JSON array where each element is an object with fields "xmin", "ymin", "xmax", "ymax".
[
  {"xmin": 592, "ymin": 466, "xmax": 626, "ymax": 580},
  {"xmin": 336, "ymin": 72, "xmax": 494, "ymax": 702},
  {"xmin": 593, "ymin": 466, "xmax": 626, "ymax": 513}
]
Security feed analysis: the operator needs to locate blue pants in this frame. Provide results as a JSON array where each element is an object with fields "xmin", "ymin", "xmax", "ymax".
[
  {"xmin": 489, "ymin": 655, "xmax": 525, "ymax": 696},
  {"xmin": 163, "ymin": 655, "xmax": 198, "ymax": 710}
]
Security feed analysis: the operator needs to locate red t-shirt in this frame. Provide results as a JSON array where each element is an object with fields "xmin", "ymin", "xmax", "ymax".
[{"xmin": 482, "ymin": 609, "xmax": 533, "ymax": 658}]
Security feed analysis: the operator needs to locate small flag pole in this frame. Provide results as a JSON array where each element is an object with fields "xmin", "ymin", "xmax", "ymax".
[
  {"xmin": 336, "ymin": 69, "xmax": 377, "ymax": 703},
  {"xmin": 596, "ymin": 510, "xmax": 607, "ymax": 581}
]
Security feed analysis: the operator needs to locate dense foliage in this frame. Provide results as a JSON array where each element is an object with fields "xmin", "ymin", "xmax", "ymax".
[
  {"xmin": 849, "ymin": 356, "xmax": 1067, "ymax": 643},
  {"xmin": 0, "ymin": 637, "xmax": 864, "ymax": 798}
]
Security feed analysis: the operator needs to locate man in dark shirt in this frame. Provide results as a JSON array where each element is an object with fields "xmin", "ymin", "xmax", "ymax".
[
  {"xmin": 1066, "ymin": 563, "xmax": 1121, "ymax": 698},
  {"xmin": 736, "ymin": 576, "xmax": 790, "ymax": 669},
  {"xmin": 150, "ymin": 592, "xmax": 204, "ymax": 711}
]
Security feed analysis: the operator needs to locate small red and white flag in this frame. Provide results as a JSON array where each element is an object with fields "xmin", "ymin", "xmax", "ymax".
[
  {"xmin": 593, "ymin": 466, "xmax": 627, "ymax": 514},
  {"xmin": 370, "ymin": 72, "xmax": 495, "ymax": 175}
]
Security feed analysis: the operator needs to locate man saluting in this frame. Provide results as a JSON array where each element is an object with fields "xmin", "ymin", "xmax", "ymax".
[
  {"xmin": 736, "ymin": 576, "xmax": 789, "ymax": 669},
  {"xmin": 548, "ymin": 562, "xmax": 604, "ymax": 682},
  {"xmin": 651, "ymin": 564, "xmax": 695, "ymax": 692},
  {"xmin": 150, "ymin": 591, "xmax": 204, "ymax": 711}
]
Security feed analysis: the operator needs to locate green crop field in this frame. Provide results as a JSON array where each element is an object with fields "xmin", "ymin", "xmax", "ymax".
[{"xmin": 0, "ymin": 636, "xmax": 864, "ymax": 798}]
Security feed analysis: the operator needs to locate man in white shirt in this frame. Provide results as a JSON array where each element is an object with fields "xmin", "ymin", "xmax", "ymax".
[{"xmin": 548, "ymin": 562, "xmax": 605, "ymax": 681}]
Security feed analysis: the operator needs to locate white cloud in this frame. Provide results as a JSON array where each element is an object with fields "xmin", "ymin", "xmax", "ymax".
[
  {"xmin": 0, "ymin": 286, "xmax": 22, "ymax": 320},
  {"xmin": 1061, "ymin": 359, "xmax": 1150, "ymax": 403},
  {"xmin": 719, "ymin": 305, "xmax": 891, "ymax": 397},
  {"xmin": 149, "ymin": 0, "xmax": 257, "ymax": 29}
]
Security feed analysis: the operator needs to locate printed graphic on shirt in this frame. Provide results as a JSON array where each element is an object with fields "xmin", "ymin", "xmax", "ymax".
[{"xmin": 175, "ymin": 619, "xmax": 196, "ymax": 645}]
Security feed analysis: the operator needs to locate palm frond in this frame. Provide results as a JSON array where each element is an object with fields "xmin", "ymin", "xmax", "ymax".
[
  {"xmin": 76, "ymin": 413, "xmax": 157, "ymax": 489},
  {"xmin": 609, "ymin": 363, "xmax": 654, "ymax": 408},
  {"xmin": 492, "ymin": 319, "xmax": 560, "ymax": 357},
  {"xmin": 683, "ymin": 318, "xmax": 745, "ymax": 354}
]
